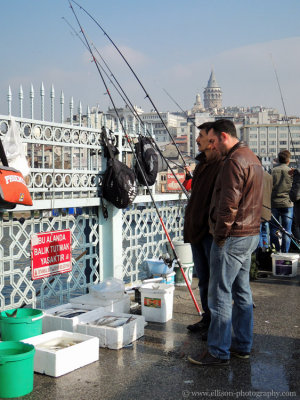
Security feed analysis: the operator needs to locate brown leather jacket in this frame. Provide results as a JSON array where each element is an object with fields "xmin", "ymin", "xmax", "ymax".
[
  {"xmin": 184, "ymin": 151, "xmax": 222, "ymax": 244},
  {"xmin": 209, "ymin": 142, "xmax": 263, "ymax": 244}
]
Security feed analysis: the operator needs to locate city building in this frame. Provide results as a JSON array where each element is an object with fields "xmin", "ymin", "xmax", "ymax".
[{"xmin": 240, "ymin": 123, "xmax": 300, "ymax": 168}]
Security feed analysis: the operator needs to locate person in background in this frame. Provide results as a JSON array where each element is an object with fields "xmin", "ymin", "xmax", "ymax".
[
  {"xmin": 188, "ymin": 119, "xmax": 263, "ymax": 366},
  {"xmin": 289, "ymin": 168, "xmax": 300, "ymax": 241},
  {"xmin": 183, "ymin": 122, "xmax": 222, "ymax": 340},
  {"xmin": 257, "ymin": 157, "xmax": 273, "ymax": 249},
  {"xmin": 270, "ymin": 150, "xmax": 293, "ymax": 253}
]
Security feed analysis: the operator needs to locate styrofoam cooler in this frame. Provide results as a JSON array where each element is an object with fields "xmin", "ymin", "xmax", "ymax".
[
  {"xmin": 271, "ymin": 253, "xmax": 299, "ymax": 277},
  {"xmin": 71, "ymin": 293, "xmax": 131, "ymax": 314},
  {"xmin": 139, "ymin": 283, "xmax": 175, "ymax": 323},
  {"xmin": 22, "ymin": 330, "xmax": 99, "ymax": 377}
]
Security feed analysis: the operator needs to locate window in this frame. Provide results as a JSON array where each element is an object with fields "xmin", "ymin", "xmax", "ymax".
[
  {"xmin": 260, "ymin": 134, "xmax": 266, "ymax": 139},
  {"xmin": 250, "ymin": 141, "xmax": 257, "ymax": 146},
  {"xmin": 279, "ymin": 141, "xmax": 287, "ymax": 145},
  {"xmin": 269, "ymin": 133, "xmax": 277, "ymax": 138},
  {"xmin": 250, "ymin": 134, "xmax": 257, "ymax": 138},
  {"xmin": 269, "ymin": 148, "xmax": 276, "ymax": 153},
  {"xmin": 260, "ymin": 141, "xmax": 266, "ymax": 145}
]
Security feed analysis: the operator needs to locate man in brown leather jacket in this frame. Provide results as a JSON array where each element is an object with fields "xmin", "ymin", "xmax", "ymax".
[{"xmin": 188, "ymin": 119, "xmax": 263, "ymax": 367}]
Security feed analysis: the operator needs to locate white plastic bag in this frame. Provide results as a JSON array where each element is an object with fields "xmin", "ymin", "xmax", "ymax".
[
  {"xmin": 2, "ymin": 117, "xmax": 30, "ymax": 177},
  {"xmin": 89, "ymin": 278, "xmax": 125, "ymax": 300}
]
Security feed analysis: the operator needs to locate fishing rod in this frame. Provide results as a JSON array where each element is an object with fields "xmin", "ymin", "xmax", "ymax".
[
  {"xmin": 69, "ymin": 0, "xmax": 188, "ymax": 169},
  {"xmin": 62, "ymin": 15, "xmax": 190, "ymax": 198},
  {"xmin": 163, "ymin": 88, "xmax": 197, "ymax": 128},
  {"xmin": 270, "ymin": 54, "xmax": 299, "ymax": 167},
  {"xmin": 263, "ymin": 216, "xmax": 300, "ymax": 250},
  {"xmin": 68, "ymin": 2, "xmax": 201, "ymax": 315}
]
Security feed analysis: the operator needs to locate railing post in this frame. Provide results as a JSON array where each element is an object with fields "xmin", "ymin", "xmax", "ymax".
[
  {"xmin": 7, "ymin": 86, "xmax": 12, "ymax": 116},
  {"xmin": 99, "ymin": 129, "xmax": 124, "ymax": 281},
  {"xmin": 19, "ymin": 85, "xmax": 23, "ymax": 118},
  {"xmin": 40, "ymin": 82, "xmax": 45, "ymax": 121}
]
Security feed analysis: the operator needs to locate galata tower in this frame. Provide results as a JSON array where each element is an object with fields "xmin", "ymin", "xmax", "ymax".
[{"xmin": 203, "ymin": 69, "xmax": 222, "ymax": 110}]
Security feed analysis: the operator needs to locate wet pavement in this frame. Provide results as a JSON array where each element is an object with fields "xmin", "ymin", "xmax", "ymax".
[{"xmin": 23, "ymin": 271, "xmax": 299, "ymax": 400}]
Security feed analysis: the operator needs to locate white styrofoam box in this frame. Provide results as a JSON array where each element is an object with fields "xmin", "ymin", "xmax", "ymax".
[
  {"xmin": 271, "ymin": 253, "xmax": 299, "ymax": 277},
  {"xmin": 43, "ymin": 303, "xmax": 104, "ymax": 333},
  {"xmin": 139, "ymin": 283, "xmax": 175, "ymax": 323},
  {"xmin": 22, "ymin": 330, "xmax": 99, "ymax": 377},
  {"xmin": 70, "ymin": 293, "xmax": 130, "ymax": 314},
  {"xmin": 76, "ymin": 309, "xmax": 145, "ymax": 350}
]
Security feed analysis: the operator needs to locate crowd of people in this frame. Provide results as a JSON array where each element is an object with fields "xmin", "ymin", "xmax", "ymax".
[{"xmin": 183, "ymin": 119, "xmax": 299, "ymax": 367}]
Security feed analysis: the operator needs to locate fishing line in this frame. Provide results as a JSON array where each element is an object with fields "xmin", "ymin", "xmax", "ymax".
[
  {"xmin": 163, "ymin": 88, "xmax": 197, "ymax": 128},
  {"xmin": 69, "ymin": 0, "xmax": 188, "ymax": 168},
  {"xmin": 270, "ymin": 54, "xmax": 299, "ymax": 166},
  {"xmin": 68, "ymin": 2, "xmax": 201, "ymax": 315},
  {"xmin": 62, "ymin": 15, "xmax": 190, "ymax": 197}
]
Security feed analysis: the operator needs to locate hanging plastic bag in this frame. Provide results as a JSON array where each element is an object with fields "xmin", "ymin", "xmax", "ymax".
[{"xmin": 2, "ymin": 117, "xmax": 30, "ymax": 177}]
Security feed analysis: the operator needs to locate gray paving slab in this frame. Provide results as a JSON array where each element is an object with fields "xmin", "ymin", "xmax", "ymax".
[{"xmin": 17, "ymin": 271, "xmax": 300, "ymax": 400}]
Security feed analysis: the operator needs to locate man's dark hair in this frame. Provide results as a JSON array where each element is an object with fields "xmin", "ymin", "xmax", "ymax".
[
  {"xmin": 197, "ymin": 122, "xmax": 213, "ymax": 134},
  {"xmin": 278, "ymin": 150, "xmax": 291, "ymax": 164},
  {"xmin": 209, "ymin": 119, "xmax": 237, "ymax": 139}
]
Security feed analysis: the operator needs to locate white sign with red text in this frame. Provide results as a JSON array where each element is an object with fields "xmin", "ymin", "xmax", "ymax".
[{"xmin": 31, "ymin": 229, "xmax": 72, "ymax": 280}]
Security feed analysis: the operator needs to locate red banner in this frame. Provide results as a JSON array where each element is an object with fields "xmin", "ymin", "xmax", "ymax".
[
  {"xmin": 166, "ymin": 173, "xmax": 185, "ymax": 191},
  {"xmin": 31, "ymin": 229, "xmax": 72, "ymax": 280}
]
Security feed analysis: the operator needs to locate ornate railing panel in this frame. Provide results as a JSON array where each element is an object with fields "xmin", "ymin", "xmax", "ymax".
[
  {"xmin": 122, "ymin": 196, "xmax": 187, "ymax": 284},
  {"xmin": 0, "ymin": 207, "xmax": 100, "ymax": 310}
]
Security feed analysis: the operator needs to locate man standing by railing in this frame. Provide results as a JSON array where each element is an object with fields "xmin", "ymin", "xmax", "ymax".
[
  {"xmin": 184, "ymin": 122, "xmax": 222, "ymax": 339},
  {"xmin": 188, "ymin": 119, "xmax": 263, "ymax": 366}
]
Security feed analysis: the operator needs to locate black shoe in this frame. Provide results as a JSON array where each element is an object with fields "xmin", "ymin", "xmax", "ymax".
[
  {"xmin": 201, "ymin": 330, "xmax": 208, "ymax": 341},
  {"xmin": 187, "ymin": 319, "xmax": 210, "ymax": 333},
  {"xmin": 230, "ymin": 348, "xmax": 250, "ymax": 359},
  {"xmin": 188, "ymin": 350, "xmax": 229, "ymax": 366}
]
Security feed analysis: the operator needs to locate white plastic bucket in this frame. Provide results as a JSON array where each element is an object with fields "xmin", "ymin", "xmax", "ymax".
[
  {"xmin": 271, "ymin": 253, "xmax": 299, "ymax": 277},
  {"xmin": 173, "ymin": 241, "xmax": 193, "ymax": 264},
  {"xmin": 139, "ymin": 283, "xmax": 175, "ymax": 323}
]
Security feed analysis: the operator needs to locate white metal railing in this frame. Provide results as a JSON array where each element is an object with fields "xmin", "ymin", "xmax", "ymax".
[{"xmin": 0, "ymin": 85, "xmax": 187, "ymax": 310}]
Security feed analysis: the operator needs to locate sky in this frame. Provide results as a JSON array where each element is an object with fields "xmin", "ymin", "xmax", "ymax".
[{"xmin": 1, "ymin": 0, "xmax": 300, "ymax": 120}]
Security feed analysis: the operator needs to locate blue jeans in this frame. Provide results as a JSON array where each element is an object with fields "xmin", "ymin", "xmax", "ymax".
[
  {"xmin": 208, "ymin": 235, "xmax": 259, "ymax": 360},
  {"xmin": 191, "ymin": 234, "xmax": 213, "ymax": 322},
  {"xmin": 258, "ymin": 221, "xmax": 269, "ymax": 248},
  {"xmin": 270, "ymin": 207, "xmax": 293, "ymax": 252}
]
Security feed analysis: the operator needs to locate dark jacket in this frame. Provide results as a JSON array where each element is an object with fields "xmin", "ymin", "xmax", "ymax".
[
  {"xmin": 271, "ymin": 163, "xmax": 293, "ymax": 208},
  {"xmin": 261, "ymin": 170, "xmax": 273, "ymax": 222},
  {"xmin": 209, "ymin": 141, "xmax": 263, "ymax": 244},
  {"xmin": 184, "ymin": 151, "xmax": 222, "ymax": 244}
]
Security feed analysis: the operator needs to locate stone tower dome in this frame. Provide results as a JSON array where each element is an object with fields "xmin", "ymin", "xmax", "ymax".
[
  {"xmin": 203, "ymin": 69, "xmax": 222, "ymax": 110},
  {"xmin": 191, "ymin": 93, "xmax": 204, "ymax": 113}
]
